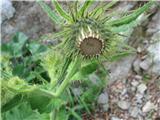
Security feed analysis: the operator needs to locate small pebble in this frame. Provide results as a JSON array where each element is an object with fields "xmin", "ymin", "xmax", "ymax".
[
  {"xmin": 133, "ymin": 59, "xmax": 141, "ymax": 74},
  {"xmin": 97, "ymin": 92, "xmax": 108, "ymax": 104},
  {"xmin": 135, "ymin": 93, "xmax": 143, "ymax": 104},
  {"xmin": 129, "ymin": 107, "xmax": 139, "ymax": 118},
  {"xmin": 111, "ymin": 116, "xmax": 122, "ymax": 120},
  {"xmin": 137, "ymin": 84, "xmax": 147, "ymax": 94},
  {"xmin": 131, "ymin": 80, "xmax": 139, "ymax": 87},
  {"xmin": 142, "ymin": 101, "xmax": 156, "ymax": 113},
  {"xmin": 117, "ymin": 101, "xmax": 130, "ymax": 110},
  {"xmin": 134, "ymin": 75, "xmax": 142, "ymax": 80},
  {"xmin": 140, "ymin": 59, "xmax": 152, "ymax": 71}
]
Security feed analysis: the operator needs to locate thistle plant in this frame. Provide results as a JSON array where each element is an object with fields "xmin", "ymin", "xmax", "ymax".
[
  {"xmin": 1, "ymin": 1, "xmax": 155, "ymax": 119},
  {"xmin": 38, "ymin": 0, "xmax": 154, "ymax": 97}
]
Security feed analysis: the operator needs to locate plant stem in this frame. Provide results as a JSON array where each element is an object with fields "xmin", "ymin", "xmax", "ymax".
[
  {"xmin": 38, "ymin": 88, "xmax": 57, "ymax": 98},
  {"xmin": 51, "ymin": 56, "xmax": 72, "ymax": 89},
  {"xmin": 55, "ymin": 56, "xmax": 80, "ymax": 97}
]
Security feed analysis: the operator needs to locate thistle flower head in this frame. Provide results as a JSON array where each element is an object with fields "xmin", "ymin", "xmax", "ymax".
[{"xmin": 38, "ymin": 0, "xmax": 154, "ymax": 60}]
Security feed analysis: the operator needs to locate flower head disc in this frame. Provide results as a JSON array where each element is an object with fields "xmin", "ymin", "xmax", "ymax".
[{"xmin": 78, "ymin": 36, "xmax": 104, "ymax": 58}]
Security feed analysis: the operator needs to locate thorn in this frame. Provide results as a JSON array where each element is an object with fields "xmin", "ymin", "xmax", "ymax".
[
  {"xmin": 92, "ymin": 33, "xmax": 96, "ymax": 38},
  {"xmin": 96, "ymin": 34, "xmax": 99, "ymax": 39},
  {"xmin": 87, "ymin": 26, "xmax": 92, "ymax": 33},
  {"xmin": 81, "ymin": 29, "xmax": 85, "ymax": 40}
]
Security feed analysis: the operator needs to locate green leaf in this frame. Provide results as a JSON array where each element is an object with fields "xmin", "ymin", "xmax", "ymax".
[
  {"xmin": 27, "ymin": 42, "xmax": 47, "ymax": 55},
  {"xmin": 78, "ymin": 1, "xmax": 94, "ymax": 17},
  {"xmin": 37, "ymin": 0, "xmax": 61, "ymax": 24},
  {"xmin": 2, "ymin": 32, "xmax": 28, "ymax": 57},
  {"xmin": 106, "ymin": 1, "xmax": 154, "ymax": 26},
  {"xmin": 90, "ymin": 1, "xmax": 118, "ymax": 18},
  {"xmin": 2, "ymin": 95, "xmax": 23, "ymax": 113},
  {"xmin": 55, "ymin": 108, "xmax": 69, "ymax": 120},
  {"xmin": 12, "ymin": 32, "xmax": 28, "ymax": 44},
  {"xmin": 104, "ymin": 44, "xmax": 136, "ymax": 62},
  {"xmin": 71, "ymin": 62, "xmax": 98, "ymax": 80},
  {"xmin": 38, "ymin": 29, "xmax": 69, "ymax": 42},
  {"xmin": 2, "ymin": 102, "xmax": 49, "ymax": 120},
  {"xmin": 27, "ymin": 88, "xmax": 53, "ymax": 113},
  {"xmin": 68, "ymin": 108, "xmax": 82, "ymax": 120},
  {"xmin": 12, "ymin": 64, "xmax": 25, "ymax": 77},
  {"xmin": 111, "ymin": 13, "xmax": 149, "ymax": 33},
  {"xmin": 103, "ymin": 0, "xmax": 118, "ymax": 10},
  {"xmin": 41, "ymin": 50, "xmax": 64, "ymax": 87},
  {"xmin": 52, "ymin": 0, "xmax": 72, "ymax": 22},
  {"xmin": 107, "ymin": 51, "xmax": 135, "ymax": 62}
]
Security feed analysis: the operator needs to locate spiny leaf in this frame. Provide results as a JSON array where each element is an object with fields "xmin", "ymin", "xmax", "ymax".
[
  {"xmin": 78, "ymin": 0, "xmax": 94, "ymax": 17},
  {"xmin": 57, "ymin": 56, "xmax": 72, "ymax": 85},
  {"xmin": 103, "ymin": 0, "xmax": 118, "ymax": 10},
  {"xmin": 38, "ymin": 29, "xmax": 70, "ymax": 42},
  {"xmin": 90, "ymin": 0, "xmax": 118, "ymax": 18},
  {"xmin": 74, "ymin": 1, "xmax": 79, "ymax": 20},
  {"xmin": 71, "ymin": 61, "xmax": 98, "ymax": 81},
  {"xmin": 107, "ymin": 50, "xmax": 135, "ymax": 62},
  {"xmin": 106, "ymin": 1, "xmax": 154, "ymax": 26},
  {"xmin": 2, "ymin": 102, "xmax": 49, "ymax": 120},
  {"xmin": 52, "ymin": 0, "xmax": 72, "ymax": 22},
  {"xmin": 37, "ymin": 0, "xmax": 61, "ymax": 24},
  {"xmin": 41, "ymin": 50, "xmax": 63, "ymax": 87}
]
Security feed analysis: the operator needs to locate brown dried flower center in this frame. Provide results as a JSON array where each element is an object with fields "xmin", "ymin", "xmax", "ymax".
[{"xmin": 79, "ymin": 37, "xmax": 103, "ymax": 56}]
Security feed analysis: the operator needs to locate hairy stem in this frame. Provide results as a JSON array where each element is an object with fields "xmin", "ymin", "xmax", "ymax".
[{"xmin": 55, "ymin": 56, "xmax": 80, "ymax": 97}]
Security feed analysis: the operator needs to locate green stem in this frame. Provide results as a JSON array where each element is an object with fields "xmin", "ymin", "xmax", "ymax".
[
  {"xmin": 38, "ymin": 88, "xmax": 56, "ymax": 98},
  {"xmin": 55, "ymin": 56, "xmax": 80, "ymax": 97},
  {"xmin": 50, "ymin": 109, "xmax": 57, "ymax": 120}
]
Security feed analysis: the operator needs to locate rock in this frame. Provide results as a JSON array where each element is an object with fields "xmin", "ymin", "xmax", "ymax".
[
  {"xmin": 134, "ymin": 75, "xmax": 142, "ymax": 80},
  {"xmin": 89, "ymin": 74, "xmax": 99, "ymax": 85},
  {"xmin": 1, "ymin": 0, "xmax": 15, "ymax": 23},
  {"xmin": 129, "ymin": 107, "xmax": 139, "ymax": 118},
  {"xmin": 2, "ymin": 2, "xmax": 55, "ymax": 42},
  {"xmin": 1, "ymin": 23, "xmax": 17, "ymax": 43},
  {"xmin": 105, "ymin": 55, "xmax": 136, "ymax": 82},
  {"xmin": 142, "ymin": 101, "xmax": 156, "ymax": 113},
  {"xmin": 131, "ymin": 87, "xmax": 136, "ymax": 92},
  {"xmin": 95, "ymin": 118, "xmax": 104, "ymax": 120},
  {"xmin": 137, "ymin": 116, "xmax": 144, "ymax": 120},
  {"xmin": 97, "ymin": 92, "xmax": 109, "ymax": 112},
  {"xmin": 135, "ymin": 93, "xmax": 143, "ymax": 104},
  {"xmin": 111, "ymin": 116, "xmax": 121, "ymax": 120},
  {"xmin": 131, "ymin": 80, "xmax": 139, "ymax": 87},
  {"xmin": 133, "ymin": 58, "xmax": 141, "ymax": 74},
  {"xmin": 147, "ymin": 37, "xmax": 160, "ymax": 76},
  {"xmin": 102, "ymin": 104, "xmax": 109, "ymax": 112},
  {"xmin": 146, "ymin": 10, "xmax": 160, "ymax": 76},
  {"xmin": 137, "ymin": 47, "xmax": 143, "ymax": 53},
  {"xmin": 137, "ymin": 84, "xmax": 147, "ymax": 94},
  {"xmin": 140, "ymin": 58, "xmax": 152, "ymax": 71},
  {"xmin": 147, "ymin": 10, "xmax": 160, "ymax": 35},
  {"xmin": 97, "ymin": 92, "xmax": 108, "ymax": 105},
  {"xmin": 117, "ymin": 101, "xmax": 130, "ymax": 110},
  {"xmin": 121, "ymin": 88, "xmax": 127, "ymax": 96},
  {"xmin": 72, "ymin": 87, "xmax": 82, "ymax": 96}
]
